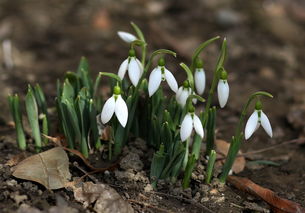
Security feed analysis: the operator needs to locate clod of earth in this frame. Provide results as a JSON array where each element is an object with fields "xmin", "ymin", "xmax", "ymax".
[
  {"xmin": 73, "ymin": 182, "xmax": 134, "ymax": 213},
  {"xmin": 12, "ymin": 147, "xmax": 71, "ymax": 189}
]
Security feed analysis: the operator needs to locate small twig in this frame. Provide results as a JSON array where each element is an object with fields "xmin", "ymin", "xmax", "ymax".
[
  {"xmin": 72, "ymin": 161, "xmax": 99, "ymax": 183},
  {"xmin": 217, "ymin": 138, "xmax": 305, "ymax": 161},
  {"xmin": 128, "ymin": 199, "xmax": 173, "ymax": 213}
]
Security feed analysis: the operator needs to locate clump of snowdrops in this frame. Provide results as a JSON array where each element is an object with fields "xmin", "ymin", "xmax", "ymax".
[{"xmin": 8, "ymin": 23, "xmax": 273, "ymax": 187}]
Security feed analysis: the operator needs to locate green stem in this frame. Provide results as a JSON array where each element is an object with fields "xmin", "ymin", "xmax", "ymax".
[{"xmin": 202, "ymin": 39, "xmax": 227, "ymax": 127}]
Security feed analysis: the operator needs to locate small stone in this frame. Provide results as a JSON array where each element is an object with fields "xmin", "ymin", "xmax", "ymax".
[
  {"xmin": 193, "ymin": 192, "xmax": 201, "ymax": 202},
  {"xmin": 6, "ymin": 179, "xmax": 17, "ymax": 186},
  {"xmin": 209, "ymin": 188, "xmax": 219, "ymax": 195},
  {"xmin": 201, "ymin": 196, "xmax": 209, "ymax": 203},
  {"xmin": 11, "ymin": 193, "xmax": 28, "ymax": 205},
  {"xmin": 144, "ymin": 184, "xmax": 153, "ymax": 193},
  {"xmin": 17, "ymin": 204, "xmax": 41, "ymax": 213}
]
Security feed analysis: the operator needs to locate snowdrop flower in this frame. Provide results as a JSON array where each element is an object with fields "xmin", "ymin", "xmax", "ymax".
[
  {"xmin": 180, "ymin": 106, "xmax": 204, "ymax": 141},
  {"xmin": 245, "ymin": 101, "xmax": 272, "ymax": 140},
  {"xmin": 118, "ymin": 49, "xmax": 143, "ymax": 87},
  {"xmin": 148, "ymin": 58, "xmax": 178, "ymax": 97},
  {"xmin": 101, "ymin": 86, "xmax": 128, "ymax": 127},
  {"xmin": 176, "ymin": 81, "xmax": 192, "ymax": 107},
  {"xmin": 217, "ymin": 69, "xmax": 229, "ymax": 108},
  {"xmin": 194, "ymin": 58, "xmax": 206, "ymax": 95},
  {"xmin": 117, "ymin": 31, "xmax": 137, "ymax": 43}
]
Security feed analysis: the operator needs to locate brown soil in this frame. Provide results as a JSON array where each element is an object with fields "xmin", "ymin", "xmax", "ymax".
[{"xmin": 1, "ymin": 0, "xmax": 305, "ymax": 212}]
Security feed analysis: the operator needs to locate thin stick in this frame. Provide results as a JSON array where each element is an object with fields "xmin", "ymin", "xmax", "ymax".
[{"xmin": 217, "ymin": 138, "xmax": 305, "ymax": 161}]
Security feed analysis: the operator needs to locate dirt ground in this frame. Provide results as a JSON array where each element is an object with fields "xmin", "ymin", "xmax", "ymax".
[{"xmin": 1, "ymin": 0, "xmax": 305, "ymax": 212}]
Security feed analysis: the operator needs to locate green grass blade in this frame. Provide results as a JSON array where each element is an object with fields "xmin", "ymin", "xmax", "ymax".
[
  {"xmin": 8, "ymin": 95, "xmax": 26, "ymax": 150},
  {"xmin": 25, "ymin": 85, "xmax": 41, "ymax": 151}
]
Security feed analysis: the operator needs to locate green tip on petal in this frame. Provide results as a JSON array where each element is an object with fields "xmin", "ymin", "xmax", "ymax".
[
  {"xmin": 220, "ymin": 69, "xmax": 228, "ymax": 80},
  {"xmin": 113, "ymin": 85, "xmax": 121, "ymax": 95},
  {"xmin": 128, "ymin": 49, "xmax": 136, "ymax": 57},
  {"xmin": 158, "ymin": 57, "xmax": 165, "ymax": 67},
  {"xmin": 255, "ymin": 100, "xmax": 262, "ymax": 110},
  {"xmin": 195, "ymin": 58, "xmax": 203, "ymax": 68},
  {"xmin": 183, "ymin": 80, "xmax": 190, "ymax": 88}
]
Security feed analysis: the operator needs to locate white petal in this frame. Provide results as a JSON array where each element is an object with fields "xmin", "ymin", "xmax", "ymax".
[
  {"xmin": 179, "ymin": 89, "xmax": 191, "ymax": 107},
  {"xmin": 117, "ymin": 31, "xmax": 137, "ymax": 43},
  {"xmin": 114, "ymin": 95, "xmax": 128, "ymax": 127},
  {"xmin": 217, "ymin": 80, "xmax": 229, "ymax": 108},
  {"xmin": 135, "ymin": 58, "xmax": 144, "ymax": 75},
  {"xmin": 260, "ymin": 111, "xmax": 273, "ymax": 138},
  {"xmin": 101, "ymin": 96, "xmax": 116, "ymax": 124},
  {"xmin": 245, "ymin": 111, "xmax": 259, "ymax": 140},
  {"xmin": 164, "ymin": 68, "xmax": 178, "ymax": 93},
  {"xmin": 128, "ymin": 58, "xmax": 141, "ymax": 86},
  {"xmin": 176, "ymin": 87, "xmax": 183, "ymax": 104},
  {"xmin": 193, "ymin": 114, "xmax": 204, "ymax": 138},
  {"xmin": 118, "ymin": 59, "xmax": 128, "ymax": 80},
  {"xmin": 194, "ymin": 68, "xmax": 206, "ymax": 95},
  {"xmin": 148, "ymin": 67, "xmax": 162, "ymax": 97},
  {"xmin": 180, "ymin": 114, "xmax": 193, "ymax": 141}
]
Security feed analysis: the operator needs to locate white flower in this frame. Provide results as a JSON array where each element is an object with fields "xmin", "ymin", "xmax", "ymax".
[
  {"xmin": 217, "ymin": 79, "xmax": 229, "ymax": 108},
  {"xmin": 101, "ymin": 86, "xmax": 128, "ymax": 127},
  {"xmin": 176, "ymin": 86, "xmax": 192, "ymax": 107},
  {"xmin": 118, "ymin": 49, "xmax": 143, "ymax": 87},
  {"xmin": 117, "ymin": 31, "xmax": 137, "ymax": 43},
  {"xmin": 194, "ymin": 68, "xmax": 206, "ymax": 95},
  {"xmin": 180, "ymin": 112, "xmax": 204, "ymax": 141},
  {"xmin": 245, "ymin": 109, "xmax": 272, "ymax": 140},
  {"xmin": 148, "ymin": 66, "xmax": 178, "ymax": 97}
]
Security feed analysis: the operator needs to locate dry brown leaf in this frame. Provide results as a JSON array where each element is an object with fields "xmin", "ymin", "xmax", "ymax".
[
  {"xmin": 228, "ymin": 176, "xmax": 305, "ymax": 213},
  {"xmin": 12, "ymin": 147, "xmax": 71, "ymax": 189},
  {"xmin": 74, "ymin": 182, "xmax": 134, "ymax": 213},
  {"xmin": 215, "ymin": 139, "xmax": 246, "ymax": 173}
]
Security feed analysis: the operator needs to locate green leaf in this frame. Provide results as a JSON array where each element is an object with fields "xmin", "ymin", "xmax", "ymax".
[
  {"xmin": 8, "ymin": 95, "xmax": 26, "ymax": 150},
  {"xmin": 62, "ymin": 79, "xmax": 75, "ymax": 100},
  {"xmin": 25, "ymin": 85, "xmax": 41, "ymax": 151},
  {"xmin": 89, "ymin": 99, "xmax": 101, "ymax": 149},
  {"xmin": 150, "ymin": 144, "xmax": 166, "ymax": 188},
  {"xmin": 65, "ymin": 71, "xmax": 80, "ymax": 93},
  {"xmin": 182, "ymin": 154, "xmax": 197, "ymax": 188},
  {"xmin": 205, "ymin": 150, "xmax": 217, "ymax": 184},
  {"xmin": 41, "ymin": 114, "xmax": 48, "ymax": 145},
  {"xmin": 56, "ymin": 97, "xmax": 75, "ymax": 149},
  {"xmin": 77, "ymin": 56, "xmax": 89, "ymax": 75}
]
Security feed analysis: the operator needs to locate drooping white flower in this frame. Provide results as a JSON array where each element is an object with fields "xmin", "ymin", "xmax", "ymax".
[
  {"xmin": 217, "ymin": 69, "xmax": 229, "ymax": 108},
  {"xmin": 176, "ymin": 83, "xmax": 192, "ymax": 107},
  {"xmin": 245, "ymin": 101, "xmax": 272, "ymax": 140},
  {"xmin": 118, "ymin": 49, "xmax": 143, "ymax": 87},
  {"xmin": 180, "ymin": 111, "xmax": 204, "ymax": 141},
  {"xmin": 101, "ymin": 86, "xmax": 128, "ymax": 127},
  {"xmin": 148, "ymin": 58, "xmax": 178, "ymax": 97},
  {"xmin": 117, "ymin": 31, "xmax": 137, "ymax": 43},
  {"xmin": 194, "ymin": 58, "xmax": 206, "ymax": 95}
]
